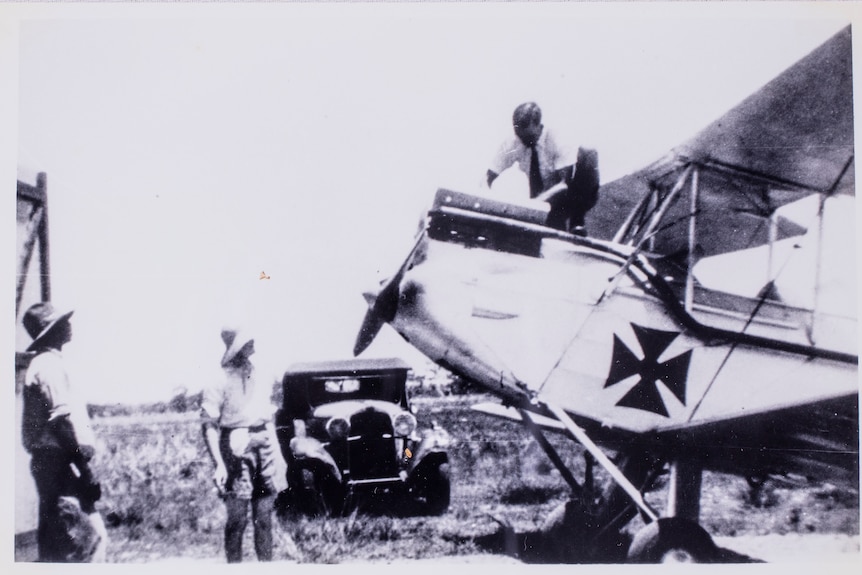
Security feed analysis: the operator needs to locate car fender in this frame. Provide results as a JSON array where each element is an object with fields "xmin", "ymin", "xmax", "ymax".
[
  {"xmin": 289, "ymin": 435, "xmax": 342, "ymax": 483},
  {"xmin": 408, "ymin": 427, "xmax": 451, "ymax": 474}
]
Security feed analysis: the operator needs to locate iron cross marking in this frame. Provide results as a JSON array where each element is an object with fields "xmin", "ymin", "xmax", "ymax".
[{"xmin": 604, "ymin": 323, "xmax": 691, "ymax": 417}]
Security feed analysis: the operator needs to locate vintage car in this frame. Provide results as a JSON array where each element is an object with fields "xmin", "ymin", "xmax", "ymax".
[{"xmin": 275, "ymin": 357, "xmax": 451, "ymax": 516}]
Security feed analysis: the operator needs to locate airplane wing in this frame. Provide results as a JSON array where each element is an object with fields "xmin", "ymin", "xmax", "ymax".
[
  {"xmin": 588, "ymin": 26, "xmax": 854, "ymax": 263},
  {"xmin": 676, "ymin": 25, "xmax": 854, "ymax": 198},
  {"xmin": 473, "ymin": 392, "xmax": 857, "ymax": 492}
]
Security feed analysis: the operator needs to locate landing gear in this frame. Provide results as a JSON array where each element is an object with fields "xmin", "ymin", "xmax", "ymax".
[
  {"xmin": 514, "ymin": 404, "xmax": 731, "ymax": 563},
  {"xmin": 515, "ymin": 406, "xmax": 664, "ymax": 562},
  {"xmin": 627, "ymin": 517, "xmax": 719, "ymax": 563}
]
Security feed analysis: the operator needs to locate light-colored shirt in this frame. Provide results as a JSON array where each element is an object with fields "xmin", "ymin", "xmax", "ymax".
[
  {"xmin": 23, "ymin": 349, "xmax": 96, "ymax": 451},
  {"xmin": 201, "ymin": 364, "xmax": 275, "ymax": 429},
  {"xmin": 489, "ymin": 128, "xmax": 577, "ymax": 192}
]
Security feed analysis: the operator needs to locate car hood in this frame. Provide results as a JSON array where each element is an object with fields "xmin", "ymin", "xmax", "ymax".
[{"xmin": 312, "ymin": 400, "xmax": 406, "ymax": 420}]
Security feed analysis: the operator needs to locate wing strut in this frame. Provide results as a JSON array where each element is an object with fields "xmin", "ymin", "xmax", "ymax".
[
  {"xmin": 599, "ymin": 165, "xmax": 694, "ymax": 304},
  {"xmin": 809, "ymin": 154, "xmax": 854, "ymax": 343},
  {"xmin": 518, "ymin": 409, "xmax": 584, "ymax": 497},
  {"xmin": 544, "ymin": 401, "xmax": 660, "ymax": 523}
]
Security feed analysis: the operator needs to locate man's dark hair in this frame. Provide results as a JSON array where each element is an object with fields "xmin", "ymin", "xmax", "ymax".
[{"xmin": 513, "ymin": 102, "xmax": 542, "ymax": 130}]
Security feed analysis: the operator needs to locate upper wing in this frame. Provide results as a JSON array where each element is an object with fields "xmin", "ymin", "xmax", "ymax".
[
  {"xmin": 588, "ymin": 26, "xmax": 854, "ymax": 260},
  {"xmin": 676, "ymin": 25, "xmax": 854, "ymax": 198}
]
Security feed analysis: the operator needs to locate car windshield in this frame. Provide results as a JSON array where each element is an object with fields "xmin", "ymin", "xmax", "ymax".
[
  {"xmin": 306, "ymin": 374, "xmax": 403, "ymax": 407},
  {"xmin": 324, "ymin": 379, "xmax": 361, "ymax": 394}
]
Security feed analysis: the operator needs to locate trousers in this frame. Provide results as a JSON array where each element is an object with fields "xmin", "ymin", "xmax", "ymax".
[
  {"xmin": 29, "ymin": 450, "xmax": 104, "ymax": 562},
  {"xmin": 219, "ymin": 426, "xmax": 277, "ymax": 562}
]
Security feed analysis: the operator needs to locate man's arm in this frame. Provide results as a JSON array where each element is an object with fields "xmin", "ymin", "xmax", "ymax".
[
  {"xmin": 559, "ymin": 164, "xmax": 577, "ymax": 186},
  {"xmin": 202, "ymin": 420, "xmax": 228, "ymax": 496},
  {"xmin": 200, "ymin": 377, "xmax": 229, "ymax": 495},
  {"xmin": 535, "ymin": 164, "xmax": 576, "ymax": 202},
  {"xmin": 49, "ymin": 414, "xmax": 103, "ymax": 509},
  {"xmin": 486, "ymin": 137, "xmax": 520, "ymax": 190}
]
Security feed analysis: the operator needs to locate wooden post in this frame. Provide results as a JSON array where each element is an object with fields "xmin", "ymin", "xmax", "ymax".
[
  {"xmin": 16, "ymin": 206, "xmax": 44, "ymax": 314},
  {"xmin": 36, "ymin": 172, "xmax": 50, "ymax": 302}
]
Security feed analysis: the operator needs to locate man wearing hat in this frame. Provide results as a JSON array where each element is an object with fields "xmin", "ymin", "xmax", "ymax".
[
  {"xmin": 201, "ymin": 328, "xmax": 278, "ymax": 562},
  {"xmin": 21, "ymin": 302, "xmax": 106, "ymax": 562}
]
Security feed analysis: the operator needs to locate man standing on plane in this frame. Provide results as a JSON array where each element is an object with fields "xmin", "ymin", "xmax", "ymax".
[{"xmin": 485, "ymin": 101, "xmax": 600, "ymax": 235}]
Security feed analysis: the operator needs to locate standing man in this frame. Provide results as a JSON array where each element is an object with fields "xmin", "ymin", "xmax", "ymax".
[
  {"xmin": 21, "ymin": 302, "xmax": 107, "ymax": 562},
  {"xmin": 486, "ymin": 102, "xmax": 600, "ymax": 235},
  {"xmin": 201, "ymin": 328, "xmax": 278, "ymax": 563}
]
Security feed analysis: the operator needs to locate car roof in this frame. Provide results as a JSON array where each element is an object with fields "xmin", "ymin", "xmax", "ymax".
[{"xmin": 284, "ymin": 357, "xmax": 411, "ymax": 377}]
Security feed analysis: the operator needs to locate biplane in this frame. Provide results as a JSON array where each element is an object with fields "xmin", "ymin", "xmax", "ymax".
[{"xmin": 354, "ymin": 26, "xmax": 858, "ymax": 562}]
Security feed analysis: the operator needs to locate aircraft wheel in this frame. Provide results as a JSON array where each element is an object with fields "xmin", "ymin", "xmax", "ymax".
[{"xmin": 627, "ymin": 517, "xmax": 719, "ymax": 563}]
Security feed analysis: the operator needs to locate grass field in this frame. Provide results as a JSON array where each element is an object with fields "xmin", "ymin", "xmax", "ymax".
[{"xmin": 89, "ymin": 393, "xmax": 859, "ymax": 563}]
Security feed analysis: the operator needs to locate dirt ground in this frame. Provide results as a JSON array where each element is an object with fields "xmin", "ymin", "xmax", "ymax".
[
  {"xmin": 150, "ymin": 534, "xmax": 860, "ymax": 565},
  {"xmin": 341, "ymin": 534, "xmax": 861, "ymax": 564},
  {"xmin": 714, "ymin": 533, "xmax": 859, "ymax": 563}
]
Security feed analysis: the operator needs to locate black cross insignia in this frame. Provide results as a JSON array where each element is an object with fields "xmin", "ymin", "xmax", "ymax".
[{"xmin": 604, "ymin": 323, "xmax": 691, "ymax": 417}]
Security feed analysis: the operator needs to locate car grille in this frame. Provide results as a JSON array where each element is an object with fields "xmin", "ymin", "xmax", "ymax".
[{"xmin": 347, "ymin": 409, "xmax": 397, "ymax": 481}]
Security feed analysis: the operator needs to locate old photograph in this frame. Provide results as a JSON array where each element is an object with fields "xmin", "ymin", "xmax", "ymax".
[{"xmin": 6, "ymin": 1, "xmax": 860, "ymax": 566}]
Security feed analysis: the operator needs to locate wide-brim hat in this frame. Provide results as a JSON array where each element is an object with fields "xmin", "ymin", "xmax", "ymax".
[
  {"xmin": 220, "ymin": 328, "xmax": 254, "ymax": 367},
  {"xmin": 23, "ymin": 302, "xmax": 74, "ymax": 352}
]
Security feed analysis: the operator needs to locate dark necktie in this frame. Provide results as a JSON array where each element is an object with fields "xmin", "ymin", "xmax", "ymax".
[{"xmin": 529, "ymin": 145, "xmax": 543, "ymax": 198}]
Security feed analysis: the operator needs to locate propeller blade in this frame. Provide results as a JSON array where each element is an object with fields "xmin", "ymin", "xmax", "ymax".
[
  {"xmin": 353, "ymin": 230, "xmax": 426, "ymax": 356},
  {"xmin": 354, "ymin": 302, "xmax": 386, "ymax": 357}
]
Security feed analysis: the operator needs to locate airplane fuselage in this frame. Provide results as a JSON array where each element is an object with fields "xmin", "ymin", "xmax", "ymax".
[{"xmin": 383, "ymin": 192, "xmax": 858, "ymax": 486}]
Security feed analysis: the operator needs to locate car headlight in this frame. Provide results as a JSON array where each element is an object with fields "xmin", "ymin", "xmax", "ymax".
[
  {"xmin": 326, "ymin": 417, "xmax": 350, "ymax": 440},
  {"xmin": 393, "ymin": 412, "xmax": 417, "ymax": 437}
]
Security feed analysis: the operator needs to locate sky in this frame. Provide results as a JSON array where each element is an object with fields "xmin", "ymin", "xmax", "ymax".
[{"xmin": 4, "ymin": 2, "xmax": 859, "ymax": 404}]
